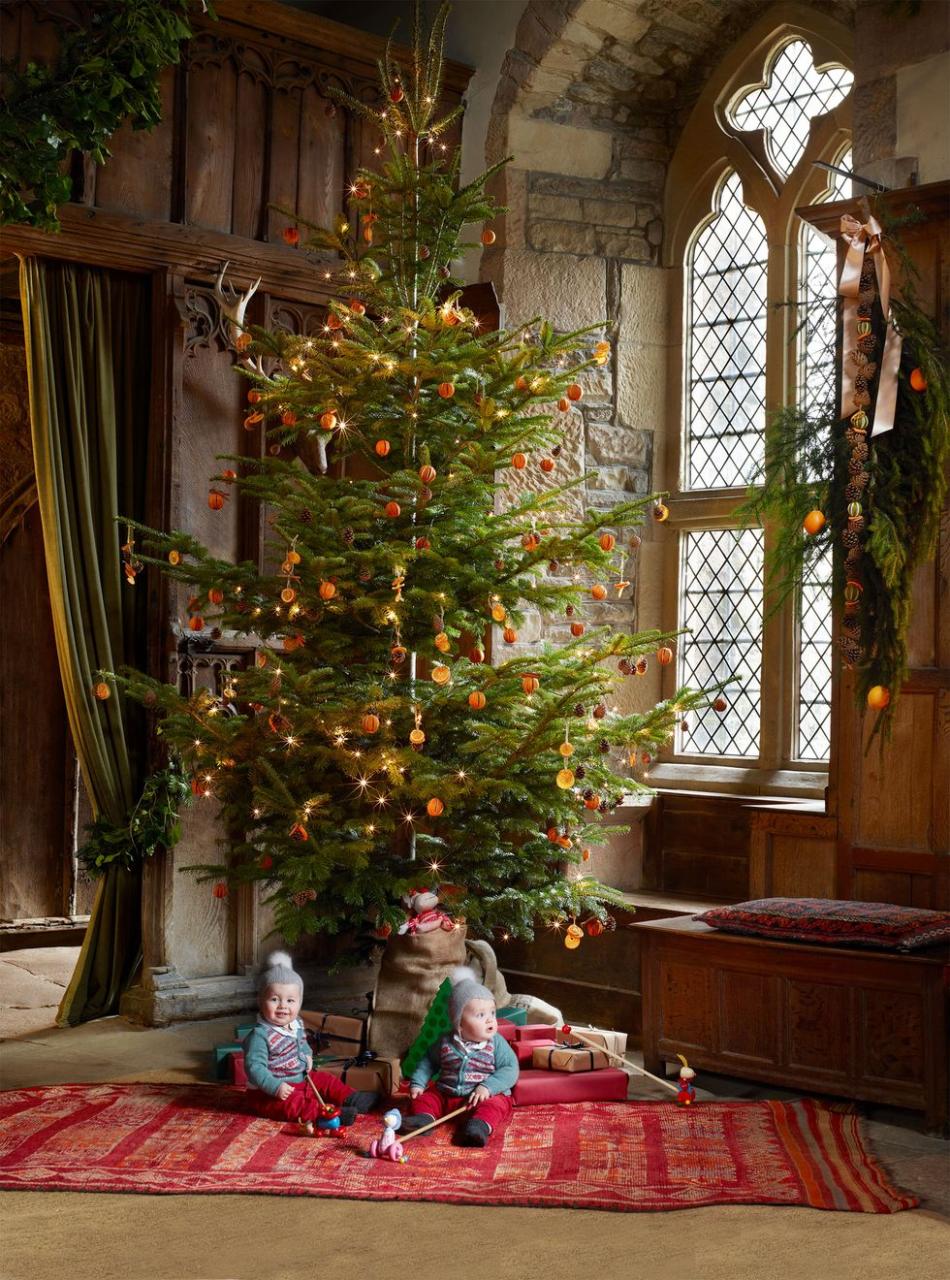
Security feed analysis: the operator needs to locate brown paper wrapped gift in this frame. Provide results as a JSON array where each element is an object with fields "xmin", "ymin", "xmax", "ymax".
[
  {"xmin": 316, "ymin": 1054, "xmax": 399, "ymax": 1095},
  {"xmin": 531, "ymin": 1044, "xmax": 610, "ymax": 1073},
  {"xmin": 302, "ymin": 1009, "xmax": 367, "ymax": 1058},
  {"xmin": 555, "ymin": 1025, "xmax": 627, "ymax": 1056}
]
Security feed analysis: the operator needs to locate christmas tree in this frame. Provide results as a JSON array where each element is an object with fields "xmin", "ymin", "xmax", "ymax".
[{"xmin": 110, "ymin": 6, "xmax": 719, "ymax": 955}]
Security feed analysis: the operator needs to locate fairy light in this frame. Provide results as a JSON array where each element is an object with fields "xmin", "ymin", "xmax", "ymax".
[
  {"xmin": 456, "ymin": 771, "xmax": 466, "ymax": 781},
  {"xmin": 252, "ymin": 808, "xmax": 261, "ymax": 819},
  {"xmin": 428, "ymin": 860, "xmax": 442, "ymax": 873},
  {"xmin": 366, "ymin": 824, "xmax": 375, "ymax": 835},
  {"xmin": 193, "ymin": 739, "xmax": 201, "ymax": 748},
  {"xmin": 284, "ymin": 735, "xmax": 298, "ymax": 749}
]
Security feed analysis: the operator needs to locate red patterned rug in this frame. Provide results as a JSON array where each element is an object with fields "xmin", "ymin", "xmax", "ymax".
[{"xmin": 0, "ymin": 1084, "xmax": 917, "ymax": 1212}]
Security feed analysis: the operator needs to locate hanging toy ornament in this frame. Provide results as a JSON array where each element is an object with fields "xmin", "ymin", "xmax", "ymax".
[{"xmin": 564, "ymin": 923, "xmax": 583, "ymax": 950}]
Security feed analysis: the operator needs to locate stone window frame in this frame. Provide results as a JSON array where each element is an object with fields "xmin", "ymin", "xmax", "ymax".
[{"xmin": 649, "ymin": 5, "xmax": 853, "ymax": 799}]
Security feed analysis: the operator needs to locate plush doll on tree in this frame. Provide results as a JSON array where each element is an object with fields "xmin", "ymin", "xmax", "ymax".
[{"xmin": 105, "ymin": 3, "xmax": 722, "ymax": 959}]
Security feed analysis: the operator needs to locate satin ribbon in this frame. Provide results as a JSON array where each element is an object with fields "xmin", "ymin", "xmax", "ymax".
[{"xmin": 838, "ymin": 213, "xmax": 902, "ymax": 436}]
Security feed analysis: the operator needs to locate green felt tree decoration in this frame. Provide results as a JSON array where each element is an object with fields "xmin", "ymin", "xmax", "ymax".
[
  {"xmin": 400, "ymin": 977, "xmax": 452, "ymax": 1079},
  {"xmin": 105, "ymin": 3, "xmax": 720, "ymax": 954}
]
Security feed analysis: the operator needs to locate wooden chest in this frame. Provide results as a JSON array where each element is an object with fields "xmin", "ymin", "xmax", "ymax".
[{"xmin": 635, "ymin": 915, "xmax": 949, "ymax": 1134}]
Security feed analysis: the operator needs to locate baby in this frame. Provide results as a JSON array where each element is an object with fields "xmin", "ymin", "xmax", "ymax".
[
  {"xmin": 404, "ymin": 967, "xmax": 518, "ymax": 1148},
  {"xmin": 242, "ymin": 950, "xmax": 378, "ymax": 1127}
]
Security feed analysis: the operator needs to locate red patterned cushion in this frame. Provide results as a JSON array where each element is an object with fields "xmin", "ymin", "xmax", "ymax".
[{"xmin": 695, "ymin": 898, "xmax": 950, "ymax": 952}]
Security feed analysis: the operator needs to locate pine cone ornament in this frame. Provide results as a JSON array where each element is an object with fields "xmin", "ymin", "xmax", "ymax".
[
  {"xmin": 342, "ymin": 526, "xmax": 355, "ymax": 545},
  {"xmin": 852, "ymin": 442, "xmax": 869, "ymax": 462},
  {"xmin": 839, "ymin": 636, "xmax": 861, "ymax": 666},
  {"xmin": 573, "ymin": 703, "xmax": 585, "ymax": 717},
  {"xmin": 843, "ymin": 528, "xmax": 860, "ymax": 549},
  {"xmin": 846, "ymin": 545, "xmax": 862, "ymax": 564},
  {"xmin": 599, "ymin": 738, "xmax": 610, "ymax": 754},
  {"xmin": 574, "ymin": 765, "xmax": 586, "ymax": 781}
]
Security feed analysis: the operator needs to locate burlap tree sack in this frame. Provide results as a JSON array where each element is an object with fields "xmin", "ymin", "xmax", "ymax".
[{"xmin": 368, "ymin": 924, "xmax": 467, "ymax": 1058}]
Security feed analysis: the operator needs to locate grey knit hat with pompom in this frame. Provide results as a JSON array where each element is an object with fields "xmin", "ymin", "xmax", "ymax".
[
  {"xmin": 448, "ymin": 965, "xmax": 493, "ymax": 1031},
  {"xmin": 257, "ymin": 949, "xmax": 303, "ymax": 995}
]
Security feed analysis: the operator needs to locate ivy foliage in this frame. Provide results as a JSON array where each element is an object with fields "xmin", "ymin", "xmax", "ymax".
[
  {"xmin": 0, "ymin": 0, "xmax": 207, "ymax": 231},
  {"xmin": 77, "ymin": 759, "xmax": 192, "ymax": 876}
]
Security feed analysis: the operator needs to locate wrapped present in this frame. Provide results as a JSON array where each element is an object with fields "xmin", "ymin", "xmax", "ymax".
[
  {"xmin": 513, "ymin": 1024, "xmax": 559, "ymax": 1042},
  {"xmin": 532, "ymin": 1045, "xmax": 609, "ymax": 1073},
  {"xmin": 514, "ymin": 1038, "xmax": 557, "ymax": 1067},
  {"xmin": 556, "ymin": 1025, "xmax": 627, "ymax": 1057},
  {"xmin": 495, "ymin": 1005, "xmax": 528, "ymax": 1026},
  {"xmin": 497, "ymin": 1019, "xmax": 518, "ymax": 1042},
  {"xmin": 301, "ymin": 1009, "xmax": 368, "ymax": 1058},
  {"xmin": 233, "ymin": 1024, "xmax": 255, "ymax": 1041},
  {"xmin": 228, "ymin": 1051, "xmax": 247, "ymax": 1088},
  {"xmin": 513, "ymin": 1068, "xmax": 628, "ymax": 1105},
  {"xmin": 315, "ymin": 1052, "xmax": 399, "ymax": 1096},
  {"xmin": 212, "ymin": 1043, "xmax": 245, "ymax": 1080}
]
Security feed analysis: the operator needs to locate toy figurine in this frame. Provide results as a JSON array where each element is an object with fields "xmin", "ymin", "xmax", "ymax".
[
  {"xmin": 316, "ymin": 1102, "xmax": 344, "ymax": 1135},
  {"xmin": 368, "ymin": 1108, "xmax": 409, "ymax": 1162},
  {"xmin": 397, "ymin": 889, "xmax": 454, "ymax": 936},
  {"xmin": 675, "ymin": 1054, "xmax": 697, "ymax": 1107}
]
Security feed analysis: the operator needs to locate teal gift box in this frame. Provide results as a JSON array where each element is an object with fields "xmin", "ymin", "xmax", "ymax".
[
  {"xmin": 234, "ymin": 1024, "xmax": 255, "ymax": 1041},
  {"xmin": 211, "ymin": 1043, "xmax": 245, "ymax": 1080},
  {"xmin": 496, "ymin": 1006, "xmax": 528, "ymax": 1026}
]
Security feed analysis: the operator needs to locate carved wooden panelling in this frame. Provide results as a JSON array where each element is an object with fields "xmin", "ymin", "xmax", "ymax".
[
  {"xmin": 3, "ymin": 2, "xmax": 468, "ymax": 250},
  {"xmin": 784, "ymin": 980, "xmax": 850, "ymax": 1078},
  {"xmin": 858, "ymin": 988, "xmax": 924, "ymax": 1086},
  {"xmin": 658, "ymin": 960, "xmax": 712, "ymax": 1050},
  {"xmin": 716, "ymin": 969, "xmax": 780, "ymax": 1064}
]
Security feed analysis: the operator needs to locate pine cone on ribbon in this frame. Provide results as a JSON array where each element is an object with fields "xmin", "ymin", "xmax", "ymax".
[
  {"xmin": 845, "ymin": 482, "xmax": 862, "ymax": 501},
  {"xmin": 846, "ymin": 546, "xmax": 862, "ymax": 564},
  {"xmin": 843, "ymin": 528, "xmax": 860, "ymax": 549},
  {"xmin": 839, "ymin": 636, "xmax": 861, "ymax": 667},
  {"xmin": 852, "ymin": 442, "xmax": 869, "ymax": 462}
]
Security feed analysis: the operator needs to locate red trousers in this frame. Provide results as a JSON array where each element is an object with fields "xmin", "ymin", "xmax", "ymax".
[
  {"xmin": 255, "ymin": 1070, "xmax": 355, "ymax": 1124},
  {"xmin": 411, "ymin": 1087, "xmax": 514, "ymax": 1133}
]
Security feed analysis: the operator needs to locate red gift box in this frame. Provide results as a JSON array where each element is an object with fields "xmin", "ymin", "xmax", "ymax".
[
  {"xmin": 497, "ymin": 1019, "xmax": 518, "ymax": 1041},
  {"xmin": 513, "ymin": 1038, "xmax": 557, "ymax": 1067},
  {"xmin": 513, "ymin": 1024, "xmax": 560, "ymax": 1042},
  {"xmin": 228, "ymin": 1051, "xmax": 247, "ymax": 1089},
  {"xmin": 513, "ymin": 1068, "xmax": 628, "ymax": 1105}
]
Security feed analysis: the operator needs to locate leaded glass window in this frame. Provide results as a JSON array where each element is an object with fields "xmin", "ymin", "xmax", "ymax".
[
  {"xmin": 791, "ymin": 150, "xmax": 851, "ymax": 762},
  {"xmin": 685, "ymin": 172, "xmax": 767, "ymax": 491},
  {"xmin": 676, "ymin": 529, "xmax": 764, "ymax": 758},
  {"xmin": 729, "ymin": 40, "xmax": 853, "ymax": 178}
]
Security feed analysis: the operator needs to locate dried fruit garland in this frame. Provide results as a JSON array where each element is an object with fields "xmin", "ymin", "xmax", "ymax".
[{"xmin": 741, "ymin": 204, "xmax": 949, "ymax": 739}]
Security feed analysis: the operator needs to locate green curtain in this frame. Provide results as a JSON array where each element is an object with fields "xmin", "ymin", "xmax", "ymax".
[{"xmin": 19, "ymin": 258, "xmax": 150, "ymax": 1025}]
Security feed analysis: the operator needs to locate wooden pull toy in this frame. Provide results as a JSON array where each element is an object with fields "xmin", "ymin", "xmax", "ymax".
[
  {"xmin": 560, "ymin": 1024, "xmax": 685, "ymax": 1099},
  {"xmin": 298, "ymin": 1072, "xmax": 343, "ymax": 1137},
  {"xmin": 366, "ymin": 1103, "xmax": 469, "ymax": 1159}
]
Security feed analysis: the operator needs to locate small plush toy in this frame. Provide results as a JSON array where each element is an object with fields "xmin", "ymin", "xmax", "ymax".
[
  {"xmin": 397, "ymin": 889, "xmax": 454, "ymax": 935},
  {"xmin": 675, "ymin": 1054, "xmax": 697, "ymax": 1107},
  {"xmin": 369, "ymin": 1108, "xmax": 408, "ymax": 1162}
]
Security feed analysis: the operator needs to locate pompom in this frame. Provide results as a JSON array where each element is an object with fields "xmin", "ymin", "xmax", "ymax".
[
  {"xmin": 265, "ymin": 950, "xmax": 294, "ymax": 969},
  {"xmin": 450, "ymin": 965, "xmax": 477, "ymax": 987}
]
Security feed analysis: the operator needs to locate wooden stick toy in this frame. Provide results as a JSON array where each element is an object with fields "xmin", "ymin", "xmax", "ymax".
[
  {"xmin": 305, "ymin": 1074, "xmax": 327, "ymax": 1107},
  {"xmin": 560, "ymin": 1024, "xmax": 681, "ymax": 1097},
  {"xmin": 398, "ymin": 1104, "xmax": 470, "ymax": 1144}
]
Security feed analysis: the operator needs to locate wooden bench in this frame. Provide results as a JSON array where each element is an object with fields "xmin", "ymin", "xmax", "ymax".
[{"xmin": 634, "ymin": 915, "xmax": 950, "ymax": 1134}]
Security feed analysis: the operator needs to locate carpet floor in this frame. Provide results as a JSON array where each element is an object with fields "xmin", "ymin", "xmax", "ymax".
[{"xmin": 0, "ymin": 1083, "xmax": 918, "ymax": 1213}]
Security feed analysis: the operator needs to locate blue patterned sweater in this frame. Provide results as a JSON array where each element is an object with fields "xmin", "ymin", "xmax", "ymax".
[
  {"xmin": 243, "ymin": 1017, "xmax": 311, "ymax": 1096},
  {"xmin": 409, "ymin": 1032, "xmax": 519, "ymax": 1098}
]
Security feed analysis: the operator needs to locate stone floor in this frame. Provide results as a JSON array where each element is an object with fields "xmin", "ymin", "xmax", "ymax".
[{"xmin": 1, "ymin": 945, "xmax": 947, "ymax": 1223}]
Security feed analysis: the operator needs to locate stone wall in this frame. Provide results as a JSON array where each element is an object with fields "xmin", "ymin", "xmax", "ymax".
[{"xmin": 850, "ymin": 0, "xmax": 950, "ymax": 187}]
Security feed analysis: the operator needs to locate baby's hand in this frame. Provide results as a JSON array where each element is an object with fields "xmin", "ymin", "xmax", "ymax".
[
  {"xmin": 467, "ymin": 1085, "xmax": 490, "ymax": 1108},
  {"xmin": 276, "ymin": 1082, "xmax": 294, "ymax": 1102},
  {"xmin": 409, "ymin": 1085, "xmax": 423, "ymax": 1100}
]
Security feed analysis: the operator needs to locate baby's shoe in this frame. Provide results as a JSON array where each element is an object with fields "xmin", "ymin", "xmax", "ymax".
[
  {"xmin": 399, "ymin": 1112, "xmax": 435, "ymax": 1132},
  {"xmin": 339, "ymin": 1090, "xmax": 380, "ymax": 1126},
  {"xmin": 457, "ymin": 1118, "xmax": 491, "ymax": 1148}
]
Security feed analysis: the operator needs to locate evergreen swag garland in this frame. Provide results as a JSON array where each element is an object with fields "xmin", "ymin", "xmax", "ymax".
[
  {"xmin": 77, "ymin": 759, "xmax": 192, "ymax": 875},
  {"xmin": 740, "ymin": 207, "xmax": 949, "ymax": 740},
  {"xmin": 0, "ymin": 0, "xmax": 206, "ymax": 231}
]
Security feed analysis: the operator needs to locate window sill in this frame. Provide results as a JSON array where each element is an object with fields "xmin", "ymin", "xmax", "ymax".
[{"xmin": 643, "ymin": 762, "xmax": 828, "ymax": 802}]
